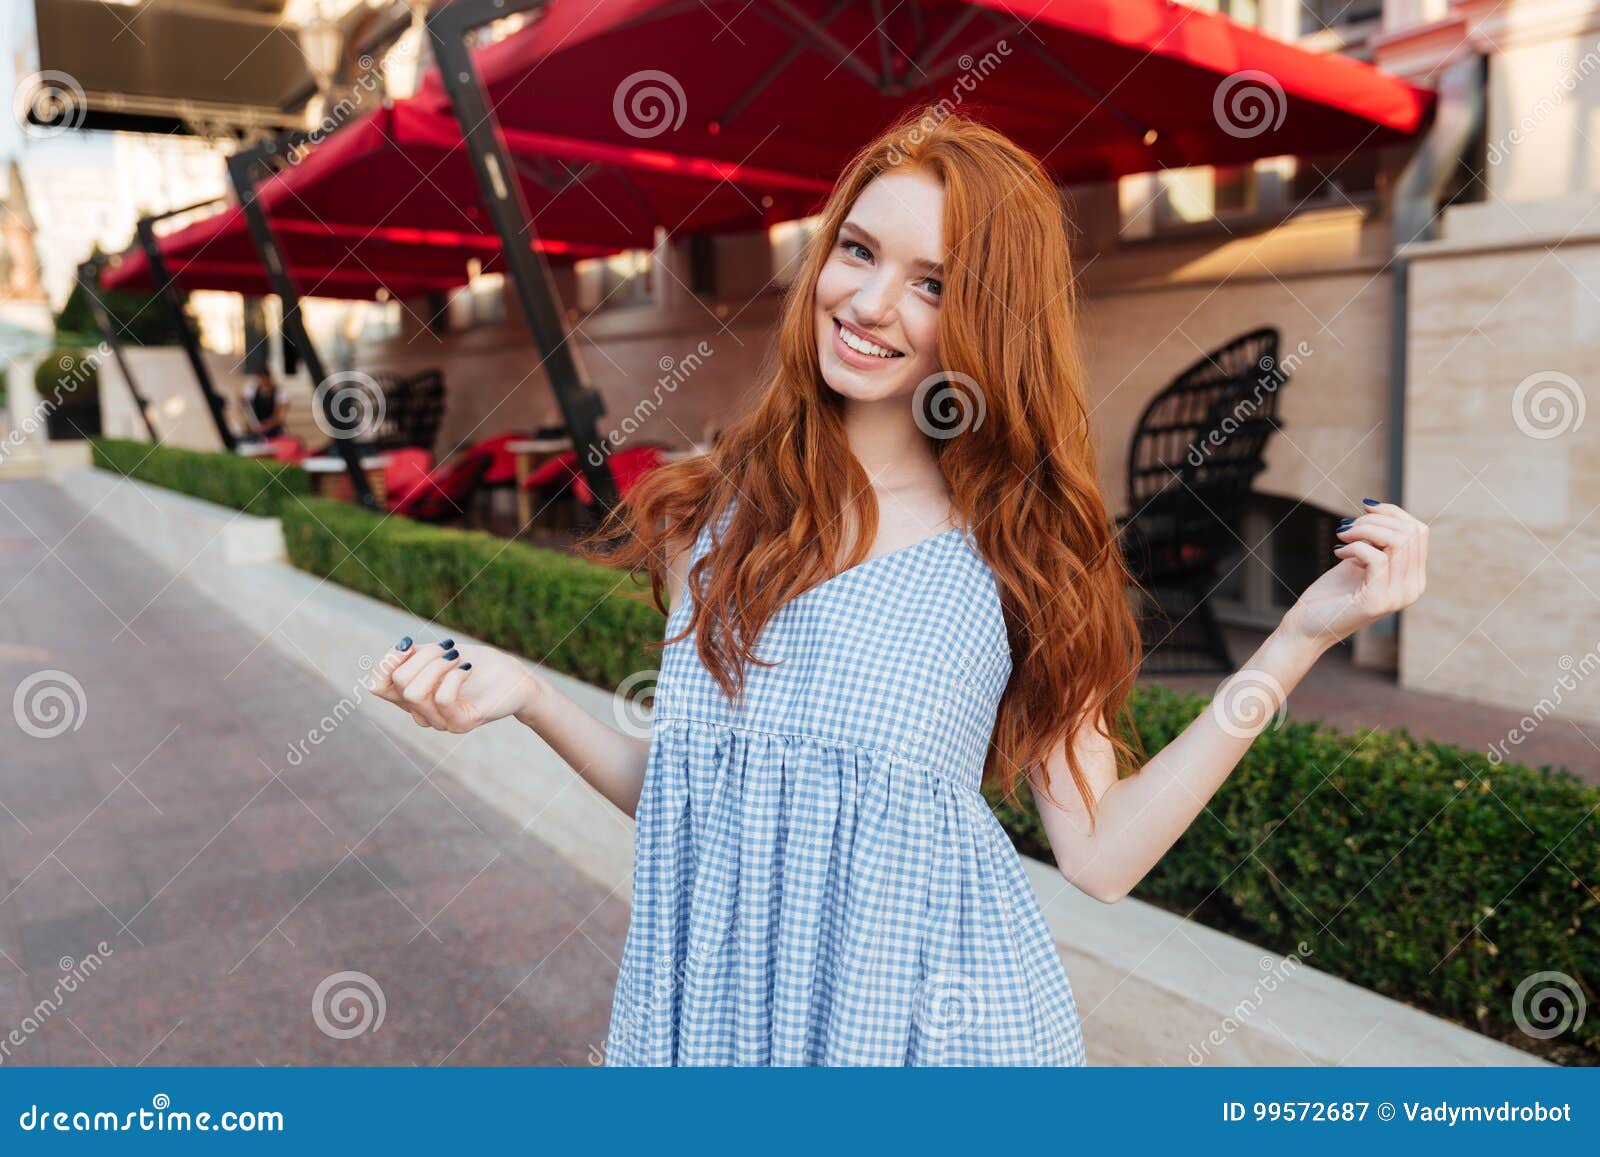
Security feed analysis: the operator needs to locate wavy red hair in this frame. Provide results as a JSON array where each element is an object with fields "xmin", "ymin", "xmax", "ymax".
[{"xmin": 577, "ymin": 106, "xmax": 1146, "ymax": 828}]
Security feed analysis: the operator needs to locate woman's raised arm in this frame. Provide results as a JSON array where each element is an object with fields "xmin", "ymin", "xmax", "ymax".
[{"xmin": 1030, "ymin": 499, "xmax": 1429, "ymax": 903}]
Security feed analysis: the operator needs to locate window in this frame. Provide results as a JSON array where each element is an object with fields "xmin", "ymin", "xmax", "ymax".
[
  {"xmin": 1299, "ymin": 0, "xmax": 1381, "ymax": 36},
  {"xmin": 769, "ymin": 217, "xmax": 821, "ymax": 288},
  {"xmin": 1134, "ymin": 163, "xmax": 1259, "ymax": 233},
  {"xmin": 1217, "ymin": 0, "xmax": 1262, "ymax": 27},
  {"xmin": 1210, "ymin": 495, "xmax": 1340, "ymax": 633},
  {"xmin": 688, "ymin": 233, "xmax": 717, "ymax": 298},
  {"xmin": 441, "ymin": 269, "xmax": 509, "ymax": 331},
  {"xmin": 1289, "ymin": 146, "xmax": 1382, "ymax": 205},
  {"xmin": 575, "ymin": 250, "xmax": 654, "ymax": 312}
]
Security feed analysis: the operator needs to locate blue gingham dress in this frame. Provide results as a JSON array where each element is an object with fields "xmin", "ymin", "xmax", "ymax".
[{"xmin": 602, "ymin": 502, "xmax": 1087, "ymax": 1066}]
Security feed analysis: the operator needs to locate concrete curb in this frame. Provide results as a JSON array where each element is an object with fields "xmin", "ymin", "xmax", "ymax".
[{"xmin": 55, "ymin": 466, "xmax": 1548, "ymax": 1067}]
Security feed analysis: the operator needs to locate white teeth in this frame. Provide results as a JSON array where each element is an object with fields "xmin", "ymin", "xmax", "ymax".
[{"xmin": 837, "ymin": 322, "xmax": 900, "ymax": 358}]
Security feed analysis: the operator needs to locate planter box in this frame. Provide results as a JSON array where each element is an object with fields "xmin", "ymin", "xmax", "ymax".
[
  {"xmin": 44, "ymin": 396, "xmax": 102, "ymax": 440},
  {"xmin": 55, "ymin": 465, "xmax": 282, "ymax": 572}
]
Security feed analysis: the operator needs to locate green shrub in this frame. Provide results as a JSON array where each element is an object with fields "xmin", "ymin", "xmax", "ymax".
[
  {"xmin": 282, "ymin": 498, "xmax": 662, "ymax": 690},
  {"xmin": 91, "ymin": 437, "xmax": 310, "ymax": 517},
  {"xmin": 987, "ymin": 685, "xmax": 1600, "ymax": 1065},
  {"xmin": 55, "ymin": 261, "xmax": 185, "ymax": 347},
  {"xmin": 36, "ymin": 346, "xmax": 101, "ymax": 405},
  {"xmin": 279, "ymin": 493, "xmax": 1598, "ymax": 1065}
]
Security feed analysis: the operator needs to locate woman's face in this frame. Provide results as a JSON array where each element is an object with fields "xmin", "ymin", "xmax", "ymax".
[{"xmin": 813, "ymin": 167, "xmax": 945, "ymax": 405}]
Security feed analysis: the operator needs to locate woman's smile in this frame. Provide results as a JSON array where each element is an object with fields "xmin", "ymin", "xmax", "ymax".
[{"xmin": 831, "ymin": 317, "xmax": 906, "ymax": 369}]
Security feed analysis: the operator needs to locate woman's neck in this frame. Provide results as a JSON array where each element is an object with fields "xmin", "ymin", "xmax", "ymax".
[{"xmin": 840, "ymin": 395, "xmax": 943, "ymax": 493}]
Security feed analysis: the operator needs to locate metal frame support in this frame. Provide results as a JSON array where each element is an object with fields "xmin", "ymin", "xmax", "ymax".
[
  {"xmin": 426, "ymin": 0, "xmax": 620, "ymax": 518},
  {"xmin": 135, "ymin": 207, "xmax": 237, "ymax": 450},
  {"xmin": 226, "ymin": 137, "xmax": 379, "ymax": 509},
  {"xmin": 76, "ymin": 259, "xmax": 159, "ymax": 442}
]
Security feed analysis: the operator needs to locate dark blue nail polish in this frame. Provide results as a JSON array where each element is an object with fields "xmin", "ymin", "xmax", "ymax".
[
  {"xmin": 1362, "ymin": 498, "xmax": 1378, "ymax": 506},
  {"xmin": 438, "ymin": 638, "xmax": 454, "ymax": 649},
  {"xmin": 443, "ymin": 649, "xmax": 459, "ymax": 661},
  {"xmin": 1337, "ymin": 518, "xmax": 1353, "ymax": 526},
  {"xmin": 460, "ymin": 663, "xmax": 472, "ymax": 671},
  {"xmin": 397, "ymin": 636, "xmax": 413, "ymax": 652}
]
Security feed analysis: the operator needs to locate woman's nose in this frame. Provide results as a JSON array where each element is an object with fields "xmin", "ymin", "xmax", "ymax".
[{"xmin": 852, "ymin": 275, "xmax": 897, "ymax": 322}]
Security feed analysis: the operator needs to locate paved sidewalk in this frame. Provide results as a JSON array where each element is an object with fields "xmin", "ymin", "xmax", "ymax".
[{"xmin": 0, "ymin": 479, "xmax": 628, "ymax": 1065}]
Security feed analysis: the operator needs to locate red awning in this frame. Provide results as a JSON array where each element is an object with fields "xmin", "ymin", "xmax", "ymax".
[
  {"xmin": 418, "ymin": 0, "xmax": 1434, "ymax": 185},
  {"xmin": 103, "ymin": 99, "xmax": 833, "ymax": 299}
]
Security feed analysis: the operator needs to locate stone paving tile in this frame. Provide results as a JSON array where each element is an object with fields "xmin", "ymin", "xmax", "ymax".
[{"xmin": 0, "ymin": 480, "xmax": 628, "ymax": 1065}]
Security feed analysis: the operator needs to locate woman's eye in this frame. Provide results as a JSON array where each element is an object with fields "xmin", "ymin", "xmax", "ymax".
[
  {"xmin": 922, "ymin": 277, "xmax": 943, "ymax": 298},
  {"xmin": 841, "ymin": 240, "xmax": 870, "ymax": 260}
]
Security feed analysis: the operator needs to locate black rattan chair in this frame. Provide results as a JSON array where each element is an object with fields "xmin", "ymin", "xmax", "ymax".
[
  {"xmin": 1117, "ymin": 327, "xmax": 1290, "ymax": 674},
  {"xmin": 367, "ymin": 368, "xmax": 447, "ymax": 455},
  {"xmin": 396, "ymin": 369, "xmax": 447, "ymax": 454}
]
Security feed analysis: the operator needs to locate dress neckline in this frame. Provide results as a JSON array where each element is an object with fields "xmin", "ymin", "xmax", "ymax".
[{"xmin": 810, "ymin": 525, "xmax": 966, "ymax": 593}]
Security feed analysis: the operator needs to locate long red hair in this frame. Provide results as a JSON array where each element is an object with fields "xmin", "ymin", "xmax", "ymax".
[{"xmin": 577, "ymin": 106, "xmax": 1145, "ymax": 827}]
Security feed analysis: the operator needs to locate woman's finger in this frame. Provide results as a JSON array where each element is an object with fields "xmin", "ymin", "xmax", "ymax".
[
  {"xmin": 1332, "ymin": 537, "xmax": 1387, "ymax": 575},
  {"xmin": 435, "ymin": 665, "xmax": 470, "ymax": 707},
  {"xmin": 391, "ymin": 637, "xmax": 454, "ymax": 693},
  {"xmin": 433, "ymin": 666, "xmax": 475, "ymax": 732},
  {"xmin": 401, "ymin": 653, "xmax": 461, "ymax": 725},
  {"xmin": 1336, "ymin": 519, "xmax": 1405, "ymax": 552},
  {"xmin": 370, "ymin": 637, "xmax": 414, "ymax": 699}
]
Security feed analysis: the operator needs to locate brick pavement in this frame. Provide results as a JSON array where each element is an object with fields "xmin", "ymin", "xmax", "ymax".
[{"xmin": 0, "ymin": 479, "xmax": 628, "ymax": 1065}]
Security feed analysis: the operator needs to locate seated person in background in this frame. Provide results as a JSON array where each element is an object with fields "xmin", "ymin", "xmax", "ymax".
[{"xmin": 240, "ymin": 372, "xmax": 289, "ymax": 440}]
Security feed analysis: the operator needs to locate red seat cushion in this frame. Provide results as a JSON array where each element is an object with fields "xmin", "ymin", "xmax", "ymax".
[{"xmin": 572, "ymin": 445, "xmax": 665, "ymax": 505}]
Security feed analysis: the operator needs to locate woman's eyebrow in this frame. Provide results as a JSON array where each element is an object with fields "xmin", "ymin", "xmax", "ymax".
[{"xmin": 840, "ymin": 219, "xmax": 944, "ymax": 274}]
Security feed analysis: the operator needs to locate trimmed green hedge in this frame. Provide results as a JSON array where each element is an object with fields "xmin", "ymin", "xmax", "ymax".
[
  {"xmin": 91, "ymin": 437, "xmax": 311, "ymax": 518},
  {"xmin": 36, "ymin": 346, "xmax": 100, "ymax": 404},
  {"xmin": 282, "ymin": 498, "xmax": 662, "ymax": 690}
]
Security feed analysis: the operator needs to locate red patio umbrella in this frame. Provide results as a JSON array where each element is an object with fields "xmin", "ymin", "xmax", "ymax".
[
  {"xmin": 102, "ymin": 98, "xmax": 834, "ymax": 299},
  {"xmin": 418, "ymin": 0, "xmax": 1434, "ymax": 186}
]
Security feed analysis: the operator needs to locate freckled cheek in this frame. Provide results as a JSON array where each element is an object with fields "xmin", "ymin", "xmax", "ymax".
[
  {"xmin": 813, "ymin": 262, "xmax": 851, "ymax": 312},
  {"xmin": 902, "ymin": 308, "xmax": 940, "ymax": 368}
]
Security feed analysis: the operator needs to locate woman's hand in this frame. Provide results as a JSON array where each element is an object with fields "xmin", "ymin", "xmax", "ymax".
[
  {"xmin": 1282, "ymin": 499, "xmax": 1429, "ymax": 650},
  {"xmin": 371, "ymin": 635, "xmax": 546, "ymax": 734}
]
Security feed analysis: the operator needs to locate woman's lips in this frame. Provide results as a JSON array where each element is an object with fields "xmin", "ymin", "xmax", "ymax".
[{"xmin": 831, "ymin": 318, "xmax": 904, "ymax": 370}]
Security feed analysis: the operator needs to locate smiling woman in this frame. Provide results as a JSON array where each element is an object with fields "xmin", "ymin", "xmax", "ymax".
[{"xmin": 366, "ymin": 104, "xmax": 1429, "ymax": 1067}]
